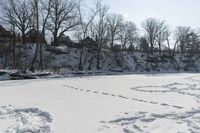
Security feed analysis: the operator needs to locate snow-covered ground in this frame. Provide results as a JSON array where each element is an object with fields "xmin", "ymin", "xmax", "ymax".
[{"xmin": 1, "ymin": 73, "xmax": 200, "ymax": 133}]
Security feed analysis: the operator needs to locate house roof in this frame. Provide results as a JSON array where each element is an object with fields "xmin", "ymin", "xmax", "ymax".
[
  {"xmin": 0, "ymin": 25, "xmax": 11, "ymax": 37},
  {"xmin": 25, "ymin": 29, "xmax": 46, "ymax": 43}
]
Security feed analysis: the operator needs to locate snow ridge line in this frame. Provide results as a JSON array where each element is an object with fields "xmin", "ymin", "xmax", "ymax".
[{"xmin": 63, "ymin": 85, "xmax": 184, "ymax": 109}]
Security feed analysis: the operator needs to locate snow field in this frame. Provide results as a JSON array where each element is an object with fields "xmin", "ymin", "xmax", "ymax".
[{"xmin": 1, "ymin": 73, "xmax": 200, "ymax": 132}]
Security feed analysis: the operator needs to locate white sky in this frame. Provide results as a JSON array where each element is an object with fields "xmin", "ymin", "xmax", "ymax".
[{"xmin": 85, "ymin": 0, "xmax": 200, "ymax": 30}]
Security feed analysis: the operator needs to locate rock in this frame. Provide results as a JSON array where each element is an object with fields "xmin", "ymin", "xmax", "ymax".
[
  {"xmin": 0, "ymin": 71, "xmax": 11, "ymax": 81},
  {"xmin": 10, "ymin": 72, "xmax": 37, "ymax": 80}
]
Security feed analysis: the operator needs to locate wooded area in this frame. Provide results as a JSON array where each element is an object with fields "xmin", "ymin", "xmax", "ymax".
[{"xmin": 0, "ymin": 0, "xmax": 200, "ymax": 72}]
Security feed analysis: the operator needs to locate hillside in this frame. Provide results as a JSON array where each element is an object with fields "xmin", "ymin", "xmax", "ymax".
[{"xmin": 1, "ymin": 45, "xmax": 200, "ymax": 73}]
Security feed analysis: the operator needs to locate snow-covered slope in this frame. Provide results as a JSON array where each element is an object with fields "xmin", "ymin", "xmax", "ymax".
[
  {"xmin": 2, "ymin": 45, "xmax": 200, "ymax": 72},
  {"xmin": 42, "ymin": 48, "xmax": 200, "ymax": 72},
  {"xmin": 1, "ymin": 73, "xmax": 200, "ymax": 132}
]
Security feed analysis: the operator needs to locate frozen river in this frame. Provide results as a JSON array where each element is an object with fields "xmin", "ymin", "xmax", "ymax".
[{"xmin": 0, "ymin": 73, "xmax": 200, "ymax": 133}]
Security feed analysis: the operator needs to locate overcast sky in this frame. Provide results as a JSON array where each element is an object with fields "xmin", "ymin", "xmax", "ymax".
[{"xmin": 86, "ymin": 0, "xmax": 200, "ymax": 30}]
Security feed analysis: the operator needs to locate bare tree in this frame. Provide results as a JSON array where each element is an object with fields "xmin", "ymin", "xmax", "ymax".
[
  {"xmin": 120, "ymin": 21, "xmax": 137, "ymax": 50},
  {"xmin": 30, "ymin": 0, "xmax": 40, "ymax": 71},
  {"xmin": 76, "ymin": 0, "xmax": 98, "ymax": 39},
  {"xmin": 156, "ymin": 25, "xmax": 171, "ymax": 54},
  {"xmin": 173, "ymin": 26, "xmax": 193, "ymax": 70},
  {"xmin": 0, "ymin": 0, "xmax": 33, "ymax": 69},
  {"xmin": 163, "ymin": 26, "xmax": 172, "ymax": 53},
  {"xmin": 92, "ymin": 0, "xmax": 109, "ymax": 69},
  {"xmin": 185, "ymin": 31, "xmax": 200, "ymax": 54},
  {"xmin": 76, "ymin": 0, "xmax": 98, "ymax": 70},
  {"xmin": 106, "ymin": 13, "xmax": 123, "ymax": 49},
  {"xmin": 142, "ymin": 18, "xmax": 166, "ymax": 54},
  {"xmin": 174, "ymin": 26, "xmax": 192, "ymax": 53},
  {"xmin": 30, "ymin": 0, "xmax": 52, "ymax": 71},
  {"xmin": 0, "ymin": 3, "xmax": 14, "ymax": 67},
  {"xmin": 47, "ymin": 0, "xmax": 79, "ymax": 46},
  {"xmin": 140, "ymin": 37, "xmax": 149, "ymax": 52},
  {"xmin": 1, "ymin": 0, "xmax": 33, "ymax": 45}
]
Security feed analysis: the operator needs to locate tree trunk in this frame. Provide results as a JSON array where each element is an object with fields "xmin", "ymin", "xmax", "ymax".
[
  {"xmin": 158, "ymin": 41, "xmax": 161, "ymax": 54},
  {"xmin": 13, "ymin": 37, "xmax": 16, "ymax": 68},
  {"xmin": 150, "ymin": 37, "xmax": 154, "ymax": 55},
  {"xmin": 96, "ymin": 48, "xmax": 101, "ymax": 70},
  {"xmin": 111, "ymin": 35, "xmax": 114, "ymax": 49},
  {"xmin": 88, "ymin": 56, "xmax": 94, "ymax": 70},
  {"xmin": 79, "ymin": 47, "xmax": 84, "ymax": 70},
  {"xmin": 31, "ymin": 43, "xmax": 39, "ymax": 71},
  {"xmin": 22, "ymin": 29, "xmax": 26, "ymax": 45},
  {"xmin": 39, "ymin": 43, "xmax": 43, "ymax": 69},
  {"xmin": 11, "ymin": 31, "xmax": 16, "ymax": 68},
  {"xmin": 173, "ymin": 39, "xmax": 179, "ymax": 56},
  {"xmin": 53, "ymin": 33, "xmax": 58, "ymax": 46},
  {"xmin": 30, "ymin": 0, "xmax": 40, "ymax": 72},
  {"xmin": 166, "ymin": 38, "xmax": 171, "ymax": 55}
]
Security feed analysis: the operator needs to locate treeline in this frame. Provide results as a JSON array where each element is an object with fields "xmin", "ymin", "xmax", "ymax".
[{"xmin": 0, "ymin": 0, "xmax": 200, "ymax": 71}]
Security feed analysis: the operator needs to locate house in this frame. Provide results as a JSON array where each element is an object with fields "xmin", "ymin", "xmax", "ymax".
[
  {"xmin": 58, "ymin": 34, "xmax": 73, "ymax": 46},
  {"xmin": 25, "ymin": 29, "xmax": 46, "ymax": 44},
  {"xmin": 0, "ymin": 25, "xmax": 11, "ymax": 68},
  {"xmin": 128, "ymin": 44, "xmax": 135, "ymax": 52},
  {"xmin": 81, "ymin": 36, "xmax": 98, "ymax": 49},
  {"xmin": 57, "ymin": 35, "xmax": 97, "ymax": 49},
  {"xmin": 0, "ymin": 25, "xmax": 11, "ymax": 44},
  {"xmin": 112, "ymin": 44, "xmax": 122, "ymax": 52}
]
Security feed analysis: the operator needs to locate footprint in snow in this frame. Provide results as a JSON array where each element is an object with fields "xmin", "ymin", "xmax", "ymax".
[
  {"xmin": 65, "ymin": 85, "xmax": 184, "ymax": 109},
  {"xmin": 0, "ymin": 106, "xmax": 53, "ymax": 133}
]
